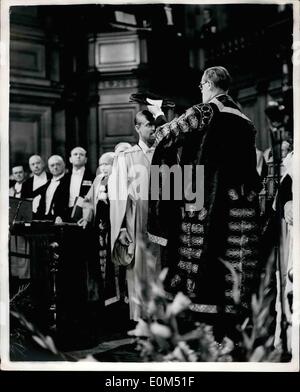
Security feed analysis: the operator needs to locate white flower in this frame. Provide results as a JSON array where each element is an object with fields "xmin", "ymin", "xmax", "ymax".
[
  {"xmin": 147, "ymin": 300, "xmax": 157, "ymax": 315},
  {"xmin": 178, "ymin": 341, "xmax": 198, "ymax": 361},
  {"xmin": 168, "ymin": 342, "xmax": 197, "ymax": 362},
  {"xmin": 150, "ymin": 322, "xmax": 172, "ymax": 338},
  {"xmin": 166, "ymin": 292, "xmax": 191, "ymax": 316},
  {"xmin": 150, "ymin": 282, "xmax": 167, "ymax": 298},
  {"xmin": 128, "ymin": 319, "xmax": 150, "ymax": 337},
  {"xmin": 172, "ymin": 346, "xmax": 186, "ymax": 361},
  {"xmin": 218, "ymin": 337, "xmax": 234, "ymax": 356},
  {"xmin": 158, "ymin": 268, "xmax": 169, "ymax": 283}
]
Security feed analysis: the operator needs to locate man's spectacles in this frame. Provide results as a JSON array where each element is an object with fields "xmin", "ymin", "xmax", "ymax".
[{"xmin": 199, "ymin": 81, "xmax": 209, "ymax": 91}]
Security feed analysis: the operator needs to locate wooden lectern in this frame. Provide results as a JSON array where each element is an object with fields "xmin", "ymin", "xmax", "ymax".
[{"xmin": 10, "ymin": 221, "xmax": 104, "ymax": 351}]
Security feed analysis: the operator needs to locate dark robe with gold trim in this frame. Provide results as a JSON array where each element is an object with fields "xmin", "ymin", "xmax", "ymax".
[{"xmin": 148, "ymin": 94, "xmax": 262, "ymax": 315}]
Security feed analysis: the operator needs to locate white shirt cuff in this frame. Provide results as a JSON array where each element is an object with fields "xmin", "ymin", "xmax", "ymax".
[{"xmin": 154, "ymin": 111, "xmax": 165, "ymax": 119}]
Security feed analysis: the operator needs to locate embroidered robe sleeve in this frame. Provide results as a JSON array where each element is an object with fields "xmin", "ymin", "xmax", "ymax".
[
  {"xmin": 153, "ymin": 104, "xmax": 213, "ymax": 148},
  {"xmin": 148, "ymin": 104, "xmax": 213, "ymax": 247}
]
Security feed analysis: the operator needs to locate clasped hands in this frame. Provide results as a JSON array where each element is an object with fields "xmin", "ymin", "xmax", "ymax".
[{"xmin": 118, "ymin": 229, "xmax": 132, "ymax": 247}]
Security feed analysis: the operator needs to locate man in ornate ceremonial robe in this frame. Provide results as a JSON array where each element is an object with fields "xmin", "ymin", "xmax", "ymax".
[
  {"xmin": 110, "ymin": 110, "xmax": 165, "ymax": 322},
  {"xmin": 148, "ymin": 66, "xmax": 262, "ymax": 339}
]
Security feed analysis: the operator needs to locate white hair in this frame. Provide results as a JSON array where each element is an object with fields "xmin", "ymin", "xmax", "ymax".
[
  {"xmin": 114, "ymin": 142, "xmax": 132, "ymax": 154},
  {"xmin": 48, "ymin": 155, "xmax": 65, "ymax": 165},
  {"xmin": 98, "ymin": 152, "xmax": 115, "ymax": 165},
  {"xmin": 29, "ymin": 155, "xmax": 43, "ymax": 164}
]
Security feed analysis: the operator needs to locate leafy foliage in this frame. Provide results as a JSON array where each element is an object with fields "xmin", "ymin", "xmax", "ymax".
[
  {"xmin": 9, "ymin": 246, "xmax": 287, "ymax": 362},
  {"xmin": 128, "ymin": 264, "xmax": 235, "ymax": 362},
  {"xmin": 128, "ymin": 247, "xmax": 285, "ymax": 362}
]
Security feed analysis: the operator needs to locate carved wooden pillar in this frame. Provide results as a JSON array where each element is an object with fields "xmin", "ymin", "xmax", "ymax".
[{"xmin": 87, "ymin": 31, "xmax": 147, "ymax": 162}]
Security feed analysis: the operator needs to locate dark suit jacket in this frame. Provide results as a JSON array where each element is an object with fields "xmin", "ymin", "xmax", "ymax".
[
  {"xmin": 33, "ymin": 174, "xmax": 70, "ymax": 221},
  {"xmin": 64, "ymin": 167, "xmax": 94, "ymax": 200},
  {"xmin": 21, "ymin": 172, "xmax": 52, "ymax": 199},
  {"xmin": 56, "ymin": 167, "xmax": 94, "ymax": 221}
]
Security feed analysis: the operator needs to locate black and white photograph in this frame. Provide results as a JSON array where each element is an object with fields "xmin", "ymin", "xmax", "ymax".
[{"xmin": 0, "ymin": 0, "xmax": 299, "ymax": 371}]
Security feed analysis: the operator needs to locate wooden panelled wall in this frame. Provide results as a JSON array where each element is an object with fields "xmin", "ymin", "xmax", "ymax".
[
  {"xmin": 10, "ymin": 15, "xmax": 145, "ymax": 173},
  {"xmin": 10, "ymin": 10, "xmax": 64, "ymax": 171},
  {"xmin": 87, "ymin": 31, "xmax": 148, "ymax": 168},
  {"xmin": 9, "ymin": 6, "xmax": 286, "ymax": 174},
  {"xmin": 238, "ymin": 80, "xmax": 283, "ymax": 151}
]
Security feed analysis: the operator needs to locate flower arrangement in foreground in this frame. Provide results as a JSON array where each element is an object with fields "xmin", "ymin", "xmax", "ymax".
[
  {"xmin": 128, "ymin": 266, "xmax": 234, "ymax": 362},
  {"xmin": 9, "ymin": 244, "xmax": 285, "ymax": 362},
  {"xmin": 127, "ymin": 247, "xmax": 284, "ymax": 362}
]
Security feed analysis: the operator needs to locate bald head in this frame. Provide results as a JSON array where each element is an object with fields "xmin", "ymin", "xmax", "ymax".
[
  {"xmin": 48, "ymin": 155, "xmax": 65, "ymax": 178},
  {"xmin": 70, "ymin": 146, "xmax": 87, "ymax": 155},
  {"xmin": 29, "ymin": 155, "xmax": 45, "ymax": 176},
  {"xmin": 69, "ymin": 146, "xmax": 87, "ymax": 169}
]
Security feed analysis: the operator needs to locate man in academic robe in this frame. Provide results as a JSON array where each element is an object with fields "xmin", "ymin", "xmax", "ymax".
[
  {"xmin": 110, "ymin": 110, "xmax": 166, "ymax": 322},
  {"xmin": 148, "ymin": 66, "xmax": 262, "ymax": 340}
]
